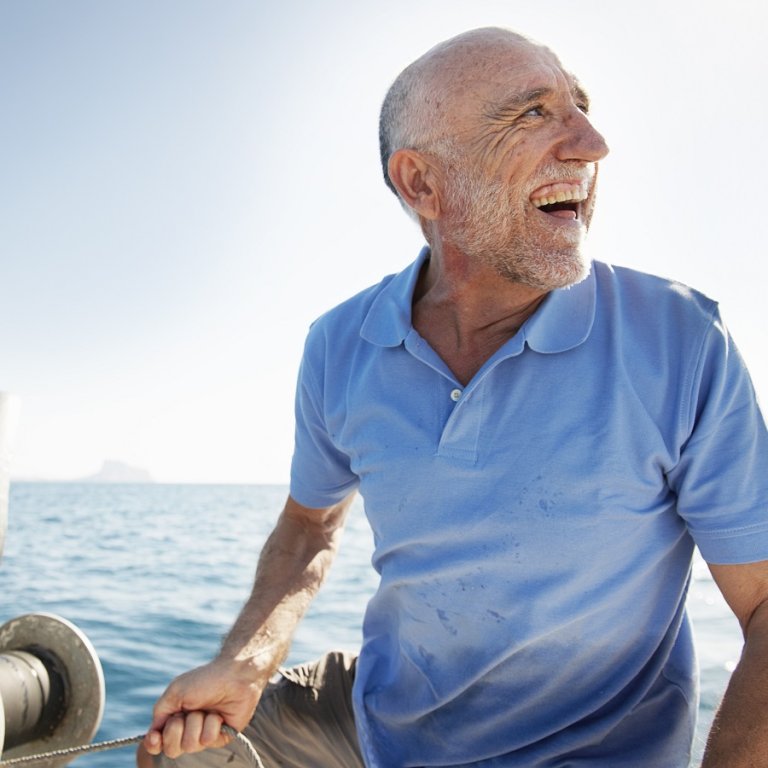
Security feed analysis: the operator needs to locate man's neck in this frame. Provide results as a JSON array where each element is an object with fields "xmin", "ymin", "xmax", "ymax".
[{"xmin": 411, "ymin": 246, "xmax": 548, "ymax": 385}]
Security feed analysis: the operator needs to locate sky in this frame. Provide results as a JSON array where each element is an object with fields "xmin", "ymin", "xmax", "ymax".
[{"xmin": 1, "ymin": 0, "xmax": 766, "ymax": 484}]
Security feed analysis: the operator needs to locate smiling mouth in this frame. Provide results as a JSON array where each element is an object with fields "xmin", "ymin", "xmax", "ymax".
[{"xmin": 530, "ymin": 182, "xmax": 589, "ymax": 221}]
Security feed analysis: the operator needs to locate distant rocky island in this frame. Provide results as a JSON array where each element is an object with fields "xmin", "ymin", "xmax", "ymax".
[{"xmin": 80, "ymin": 460, "xmax": 155, "ymax": 484}]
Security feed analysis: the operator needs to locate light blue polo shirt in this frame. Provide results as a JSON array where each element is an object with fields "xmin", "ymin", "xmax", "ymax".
[{"xmin": 290, "ymin": 249, "xmax": 768, "ymax": 767}]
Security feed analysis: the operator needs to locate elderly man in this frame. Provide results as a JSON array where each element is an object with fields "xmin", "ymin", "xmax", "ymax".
[{"xmin": 139, "ymin": 27, "xmax": 768, "ymax": 768}]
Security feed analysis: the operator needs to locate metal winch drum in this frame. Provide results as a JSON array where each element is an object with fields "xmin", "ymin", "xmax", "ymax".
[
  {"xmin": 0, "ymin": 394, "xmax": 106, "ymax": 765},
  {"xmin": 0, "ymin": 613, "xmax": 105, "ymax": 766}
]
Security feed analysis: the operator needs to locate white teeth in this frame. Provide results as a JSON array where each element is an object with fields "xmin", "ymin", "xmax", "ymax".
[{"xmin": 531, "ymin": 183, "xmax": 588, "ymax": 208}]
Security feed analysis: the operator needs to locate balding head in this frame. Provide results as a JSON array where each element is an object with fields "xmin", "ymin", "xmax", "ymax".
[
  {"xmin": 379, "ymin": 28, "xmax": 551, "ymax": 200},
  {"xmin": 377, "ymin": 28, "xmax": 608, "ymax": 290}
]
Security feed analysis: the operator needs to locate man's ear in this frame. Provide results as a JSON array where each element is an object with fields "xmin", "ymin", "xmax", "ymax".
[{"xmin": 387, "ymin": 149, "xmax": 442, "ymax": 220}]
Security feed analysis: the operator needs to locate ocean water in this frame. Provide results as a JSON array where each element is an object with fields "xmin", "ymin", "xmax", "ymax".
[{"xmin": 0, "ymin": 483, "xmax": 743, "ymax": 767}]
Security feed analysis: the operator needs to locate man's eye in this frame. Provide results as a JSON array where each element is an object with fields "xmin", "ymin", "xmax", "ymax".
[
  {"xmin": 523, "ymin": 106, "xmax": 544, "ymax": 117},
  {"xmin": 577, "ymin": 102, "xmax": 590, "ymax": 115}
]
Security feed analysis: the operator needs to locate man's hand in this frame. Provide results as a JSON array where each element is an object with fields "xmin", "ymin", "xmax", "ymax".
[
  {"xmin": 136, "ymin": 493, "xmax": 354, "ymax": 767},
  {"xmin": 141, "ymin": 656, "xmax": 269, "ymax": 759}
]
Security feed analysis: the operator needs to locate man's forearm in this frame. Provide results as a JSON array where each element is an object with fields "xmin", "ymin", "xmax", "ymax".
[
  {"xmin": 701, "ymin": 600, "xmax": 768, "ymax": 766},
  {"xmin": 218, "ymin": 495, "xmax": 352, "ymax": 680}
]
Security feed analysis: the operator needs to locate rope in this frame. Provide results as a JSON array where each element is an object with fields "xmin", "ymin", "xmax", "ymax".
[
  {"xmin": 0, "ymin": 726, "xmax": 265, "ymax": 768},
  {"xmin": 0, "ymin": 735, "xmax": 144, "ymax": 766}
]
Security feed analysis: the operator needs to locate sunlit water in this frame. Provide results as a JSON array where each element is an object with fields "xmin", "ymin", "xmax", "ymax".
[{"xmin": 0, "ymin": 483, "xmax": 742, "ymax": 767}]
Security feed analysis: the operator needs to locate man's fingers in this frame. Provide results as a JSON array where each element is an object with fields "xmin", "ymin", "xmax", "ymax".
[
  {"xmin": 201, "ymin": 712, "xmax": 227, "ymax": 747},
  {"xmin": 142, "ymin": 729, "xmax": 163, "ymax": 756},
  {"xmin": 180, "ymin": 710, "xmax": 206, "ymax": 753},
  {"xmin": 143, "ymin": 711, "xmax": 230, "ymax": 759},
  {"xmin": 161, "ymin": 714, "xmax": 187, "ymax": 759}
]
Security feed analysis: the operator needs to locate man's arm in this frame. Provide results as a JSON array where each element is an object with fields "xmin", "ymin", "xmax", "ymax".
[
  {"xmin": 700, "ymin": 560, "xmax": 768, "ymax": 767},
  {"xmin": 139, "ymin": 491, "xmax": 355, "ymax": 762}
]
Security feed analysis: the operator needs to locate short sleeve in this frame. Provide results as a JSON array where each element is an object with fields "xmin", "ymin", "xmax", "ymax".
[
  {"xmin": 289, "ymin": 334, "xmax": 359, "ymax": 509},
  {"xmin": 668, "ymin": 311, "xmax": 768, "ymax": 563}
]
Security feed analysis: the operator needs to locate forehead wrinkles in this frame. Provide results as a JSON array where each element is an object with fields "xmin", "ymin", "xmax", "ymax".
[
  {"xmin": 478, "ymin": 47, "xmax": 576, "ymax": 111},
  {"xmin": 396, "ymin": 31, "xmax": 531, "ymax": 140},
  {"xmin": 417, "ymin": 38, "xmax": 571, "ymax": 144}
]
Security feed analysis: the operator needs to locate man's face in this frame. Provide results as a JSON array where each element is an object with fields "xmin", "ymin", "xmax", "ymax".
[{"xmin": 434, "ymin": 41, "xmax": 609, "ymax": 291}]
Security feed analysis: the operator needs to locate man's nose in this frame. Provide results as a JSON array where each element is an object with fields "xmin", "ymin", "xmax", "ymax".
[{"xmin": 555, "ymin": 108, "xmax": 609, "ymax": 163}]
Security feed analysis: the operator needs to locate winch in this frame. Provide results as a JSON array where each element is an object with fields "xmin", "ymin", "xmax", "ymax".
[
  {"xmin": 0, "ymin": 613, "xmax": 105, "ymax": 767},
  {"xmin": 0, "ymin": 394, "xmax": 105, "ymax": 766}
]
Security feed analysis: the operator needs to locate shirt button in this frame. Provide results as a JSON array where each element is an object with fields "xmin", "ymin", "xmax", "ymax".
[{"xmin": 450, "ymin": 388, "xmax": 462, "ymax": 402}]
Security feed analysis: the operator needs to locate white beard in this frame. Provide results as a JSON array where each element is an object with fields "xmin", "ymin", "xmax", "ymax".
[{"xmin": 441, "ymin": 162, "xmax": 591, "ymax": 292}]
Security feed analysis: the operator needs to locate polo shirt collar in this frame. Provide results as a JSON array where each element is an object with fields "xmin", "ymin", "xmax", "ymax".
[
  {"xmin": 521, "ymin": 266, "xmax": 596, "ymax": 354},
  {"xmin": 360, "ymin": 247, "xmax": 430, "ymax": 347},
  {"xmin": 360, "ymin": 246, "xmax": 596, "ymax": 354}
]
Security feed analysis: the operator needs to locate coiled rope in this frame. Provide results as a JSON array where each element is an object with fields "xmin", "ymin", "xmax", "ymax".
[{"xmin": 0, "ymin": 725, "xmax": 266, "ymax": 768}]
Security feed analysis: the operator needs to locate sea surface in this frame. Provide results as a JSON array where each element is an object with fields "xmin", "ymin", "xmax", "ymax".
[{"xmin": 0, "ymin": 483, "xmax": 744, "ymax": 767}]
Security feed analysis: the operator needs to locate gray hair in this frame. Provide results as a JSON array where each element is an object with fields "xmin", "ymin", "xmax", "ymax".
[
  {"xmin": 378, "ymin": 28, "xmax": 523, "ymax": 217},
  {"xmin": 379, "ymin": 68, "xmax": 428, "ymax": 196},
  {"xmin": 378, "ymin": 60, "xmax": 456, "ymax": 219}
]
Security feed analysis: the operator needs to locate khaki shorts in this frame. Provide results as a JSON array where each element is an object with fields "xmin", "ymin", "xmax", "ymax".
[{"xmin": 154, "ymin": 651, "xmax": 363, "ymax": 768}]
